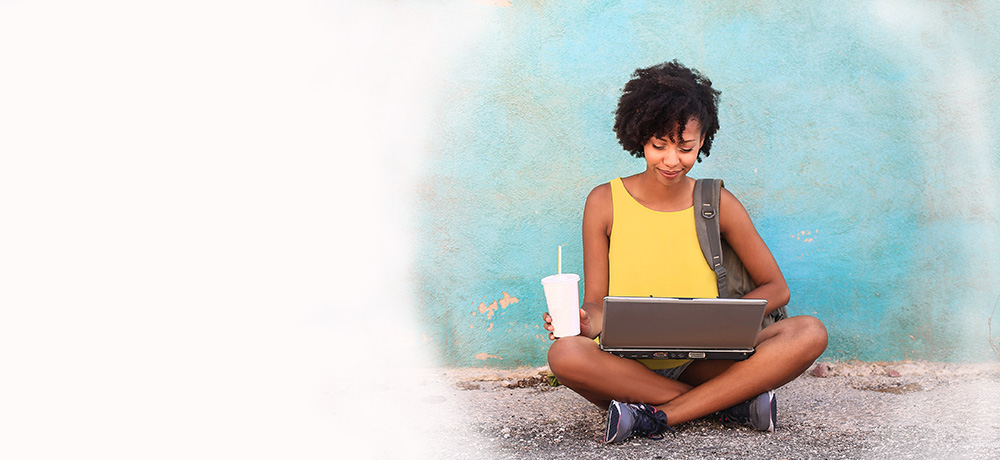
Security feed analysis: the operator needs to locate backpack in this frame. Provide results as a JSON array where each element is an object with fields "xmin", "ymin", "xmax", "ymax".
[{"xmin": 693, "ymin": 179, "xmax": 787, "ymax": 329}]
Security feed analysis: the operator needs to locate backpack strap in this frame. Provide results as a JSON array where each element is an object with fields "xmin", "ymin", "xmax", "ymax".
[{"xmin": 693, "ymin": 178, "xmax": 728, "ymax": 298}]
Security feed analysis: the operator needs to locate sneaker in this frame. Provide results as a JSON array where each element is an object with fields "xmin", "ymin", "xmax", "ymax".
[
  {"xmin": 717, "ymin": 390, "xmax": 776, "ymax": 431},
  {"xmin": 604, "ymin": 400, "xmax": 673, "ymax": 443}
]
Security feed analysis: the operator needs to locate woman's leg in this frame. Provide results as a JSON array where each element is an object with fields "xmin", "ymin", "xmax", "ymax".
[
  {"xmin": 656, "ymin": 315, "xmax": 828, "ymax": 425},
  {"xmin": 549, "ymin": 315, "xmax": 826, "ymax": 426},
  {"xmin": 547, "ymin": 335, "xmax": 692, "ymax": 410}
]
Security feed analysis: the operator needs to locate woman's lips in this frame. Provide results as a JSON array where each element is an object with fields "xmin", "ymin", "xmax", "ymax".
[{"xmin": 658, "ymin": 169, "xmax": 682, "ymax": 179}]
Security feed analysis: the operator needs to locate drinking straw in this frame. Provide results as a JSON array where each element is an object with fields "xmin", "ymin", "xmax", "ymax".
[{"xmin": 558, "ymin": 244, "xmax": 563, "ymax": 275}]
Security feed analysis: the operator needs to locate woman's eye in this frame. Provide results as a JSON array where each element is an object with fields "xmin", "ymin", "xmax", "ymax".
[{"xmin": 680, "ymin": 147, "xmax": 693, "ymax": 153}]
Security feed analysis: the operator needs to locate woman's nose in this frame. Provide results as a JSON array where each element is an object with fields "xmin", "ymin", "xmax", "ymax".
[{"xmin": 661, "ymin": 148, "xmax": 679, "ymax": 166}]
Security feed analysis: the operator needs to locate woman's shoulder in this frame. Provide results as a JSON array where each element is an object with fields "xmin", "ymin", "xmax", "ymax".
[
  {"xmin": 588, "ymin": 181, "xmax": 611, "ymax": 196},
  {"xmin": 584, "ymin": 181, "xmax": 615, "ymax": 216},
  {"xmin": 719, "ymin": 185, "xmax": 746, "ymax": 211},
  {"xmin": 584, "ymin": 181, "xmax": 614, "ymax": 235},
  {"xmin": 718, "ymin": 184, "xmax": 753, "ymax": 234},
  {"xmin": 586, "ymin": 179, "xmax": 619, "ymax": 205}
]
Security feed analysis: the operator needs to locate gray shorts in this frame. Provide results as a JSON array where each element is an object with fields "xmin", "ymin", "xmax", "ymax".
[{"xmin": 651, "ymin": 360, "xmax": 692, "ymax": 380}]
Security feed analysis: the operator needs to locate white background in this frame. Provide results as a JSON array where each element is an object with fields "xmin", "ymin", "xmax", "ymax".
[{"xmin": 0, "ymin": 1, "xmax": 490, "ymax": 458}]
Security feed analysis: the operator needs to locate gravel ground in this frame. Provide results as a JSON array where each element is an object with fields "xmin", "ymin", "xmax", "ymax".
[{"xmin": 419, "ymin": 361, "xmax": 1000, "ymax": 460}]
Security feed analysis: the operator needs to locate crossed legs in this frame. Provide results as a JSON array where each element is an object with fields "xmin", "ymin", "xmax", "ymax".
[{"xmin": 547, "ymin": 315, "xmax": 828, "ymax": 425}]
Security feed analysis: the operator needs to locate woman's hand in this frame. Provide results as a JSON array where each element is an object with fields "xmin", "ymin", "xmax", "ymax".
[{"xmin": 541, "ymin": 308, "xmax": 592, "ymax": 340}]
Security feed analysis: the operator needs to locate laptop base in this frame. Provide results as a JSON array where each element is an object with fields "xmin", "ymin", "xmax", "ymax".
[{"xmin": 602, "ymin": 348, "xmax": 755, "ymax": 361}]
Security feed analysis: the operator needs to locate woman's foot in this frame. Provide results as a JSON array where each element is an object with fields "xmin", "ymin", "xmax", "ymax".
[
  {"xmin": 716, "ymin": 390, "xmax": 777, "ymax": 431},
  {"xmin": 604, "ymin": 400, "xmax": 674, "ymax": 443}
]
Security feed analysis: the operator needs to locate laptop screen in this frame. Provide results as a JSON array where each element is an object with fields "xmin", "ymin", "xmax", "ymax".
[{"xmin": 600, "ymin": 296, "xmax": 767, "ymax": 350}]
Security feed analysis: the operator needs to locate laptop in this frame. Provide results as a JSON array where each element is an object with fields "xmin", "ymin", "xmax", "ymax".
[{"xmin": 599, "ymin": 296, "xmax": 768, "ymax": 361}]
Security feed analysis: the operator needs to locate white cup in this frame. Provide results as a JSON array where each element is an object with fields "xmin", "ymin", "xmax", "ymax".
[{"xmin": 541, "ymin": 273, "xmax": 581, "ymax": 338}]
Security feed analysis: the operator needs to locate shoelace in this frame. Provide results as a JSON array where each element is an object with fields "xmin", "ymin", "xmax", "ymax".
[
  {"xmin": 717, "ymin": 398, "xmax": 752, "ymax": 424},
  {"xmin": 628, "ymin": 403, "xmax": 676, "ymax": 440}
]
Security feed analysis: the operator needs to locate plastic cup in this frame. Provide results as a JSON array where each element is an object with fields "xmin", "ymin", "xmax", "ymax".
[{"xmin": 541, "ymin": 273, "xmax": 581, "ymax": 338}]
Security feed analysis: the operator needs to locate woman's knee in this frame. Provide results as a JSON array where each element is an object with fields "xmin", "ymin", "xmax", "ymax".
[
  {"xmin": 795, "ymin": 316, "xmax": 828, "ymax": 356},
  {"xmin": 547, "ymin": 336, "xmax": 595, "ymax": 379}
]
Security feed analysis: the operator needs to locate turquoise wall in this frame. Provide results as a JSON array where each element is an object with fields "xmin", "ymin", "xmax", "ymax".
[
  {"xmin": 6, "ymin": 2, "xmax": 995, "ymax": 455},
  {"xmin": 416, "ymin": 1, "xmax": 1000, "ymax": 368}
]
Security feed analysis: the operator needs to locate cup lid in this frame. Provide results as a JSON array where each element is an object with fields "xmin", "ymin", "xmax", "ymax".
[{"xmin": 541, "ymin": 273, "xmax": 579, "ymax": 284}]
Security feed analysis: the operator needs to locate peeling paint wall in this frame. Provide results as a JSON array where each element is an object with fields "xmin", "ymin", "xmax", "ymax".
[{"xmin": 416, "ymin": 1, "xmax": 1000, "ymax": 368}]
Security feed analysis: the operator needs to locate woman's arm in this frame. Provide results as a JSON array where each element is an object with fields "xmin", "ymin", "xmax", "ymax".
[
  {"xmin": 718, "ymin": 188, "xmax": 790, "ymax": 314},
  {"xmin": 579, "ymin": 183, "xmax": 613, "ymax": 339}
]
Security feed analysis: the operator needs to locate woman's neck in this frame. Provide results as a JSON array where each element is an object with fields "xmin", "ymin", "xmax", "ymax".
[{"xmin": 624, "ymin": 173, "xmax": 695, "ymax": 212}]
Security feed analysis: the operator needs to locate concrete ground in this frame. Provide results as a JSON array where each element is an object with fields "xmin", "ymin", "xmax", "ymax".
[{"xmin": 413, "ymin": 361, "xmax": 1000, "ymax": 460}]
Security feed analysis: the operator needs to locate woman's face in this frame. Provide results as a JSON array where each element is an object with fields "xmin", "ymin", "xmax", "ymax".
[{"xmin": 642, "ymin": 118, "xmax": 704, "ymax": 185}]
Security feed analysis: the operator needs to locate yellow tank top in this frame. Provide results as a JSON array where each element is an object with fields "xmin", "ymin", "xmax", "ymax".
[{"xmin": 607, "ymin": 177, "xmax": 718, "ymax": 369}]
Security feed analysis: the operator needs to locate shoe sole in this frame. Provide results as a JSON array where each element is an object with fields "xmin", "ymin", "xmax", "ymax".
[
  {"xmin": 604, "ymin": 400, "xmax": 632, "ymax": 443},
  {"xmin": 768, "ymin": 391, "xmax": 777, "ymax": 431},
  {"xmin": 751, "ymin": 390, "xmax": 776, "ymax": 432}
]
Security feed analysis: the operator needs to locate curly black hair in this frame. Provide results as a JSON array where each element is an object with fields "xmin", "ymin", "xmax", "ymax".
[{"xmin": 613, "ymin": 60, "xmax": 721, "ymax": 161}]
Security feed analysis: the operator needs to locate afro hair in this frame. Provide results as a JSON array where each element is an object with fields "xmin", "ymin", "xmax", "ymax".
[{"xmin": 613, "ymin": 60, "xmax": 721, "ymax": 161}]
